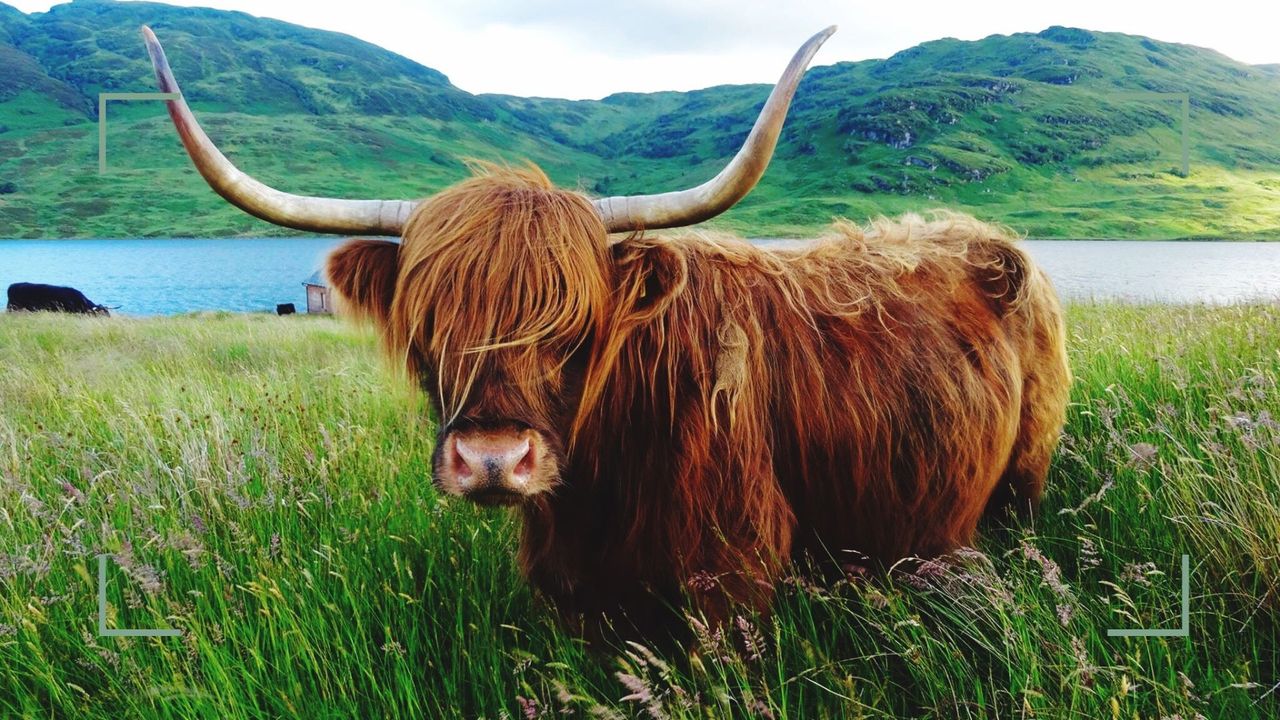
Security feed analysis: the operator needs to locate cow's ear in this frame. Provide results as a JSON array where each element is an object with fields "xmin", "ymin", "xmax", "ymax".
[
  {"xmin": 613, "ymin": 241, "xmax": 687, "ymax": 324},
  {"xmin": 326, "ymin": 239, "xmax": 399, "ymax": 325}
]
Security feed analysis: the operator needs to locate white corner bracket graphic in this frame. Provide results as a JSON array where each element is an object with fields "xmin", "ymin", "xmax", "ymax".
[
  {"xmin": 97, "ymin": 92, "xmax": 180, "ymax": 174},
  {"xmin": 1107, "ymin": 554, "xmax": 1190, "ymax": 638},
  {"xmin": 96, "ymin": 554, "xmax": 181, "ymax": 638}
]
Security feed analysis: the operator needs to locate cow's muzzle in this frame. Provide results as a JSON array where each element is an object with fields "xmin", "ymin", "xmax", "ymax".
[{"xmin": 435, "ymin": 427, "xmax": 556, "ymax": 505}]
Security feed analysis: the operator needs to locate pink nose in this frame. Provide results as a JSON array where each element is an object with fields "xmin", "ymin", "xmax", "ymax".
[{"xmin": 444, "ymin": 432, "xmax": 537, "ymax": 495}]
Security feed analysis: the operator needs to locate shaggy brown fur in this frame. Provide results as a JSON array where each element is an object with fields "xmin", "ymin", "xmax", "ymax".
[{"xmin": 326, "ymin": 164, "xmax": 1070, "ymax": 638}]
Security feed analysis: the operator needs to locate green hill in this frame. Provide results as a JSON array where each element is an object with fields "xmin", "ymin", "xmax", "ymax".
[{"xmin": 3, "ymin": 0, "xmax": 1280, "ymax": 238}]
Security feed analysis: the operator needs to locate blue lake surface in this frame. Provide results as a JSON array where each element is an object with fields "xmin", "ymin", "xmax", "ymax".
[
  {"xmin": 1, "ymin": 237, "xmax": 1278, "ymax": 315},
  {"xmin": 0, "ymin": 237, "xmax": 345, "ymax": 315}
]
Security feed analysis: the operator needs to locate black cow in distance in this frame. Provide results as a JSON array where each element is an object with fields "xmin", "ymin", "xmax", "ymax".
[{"xmin": 7, "ymin": 283, "xmax": 111, "ymax": 316}]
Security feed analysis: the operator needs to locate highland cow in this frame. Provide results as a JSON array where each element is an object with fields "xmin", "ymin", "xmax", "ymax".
[{"xmin": 142, "ymin": 25, "xmax": 1070, "ymax": 638}]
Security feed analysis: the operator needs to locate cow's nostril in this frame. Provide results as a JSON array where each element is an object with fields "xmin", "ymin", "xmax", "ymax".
[
  {"xmin": 512, "ymin": 443, "xmax": 536, "ymax": 483},
  {"xmin": 450, "ymin": 436, "xmax": 476, "ymax": 483}
]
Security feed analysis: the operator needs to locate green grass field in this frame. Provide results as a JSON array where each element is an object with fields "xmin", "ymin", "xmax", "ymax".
[{"xmin": 0, "ymin": 305, "xmax": 1276, "ymax": 718}]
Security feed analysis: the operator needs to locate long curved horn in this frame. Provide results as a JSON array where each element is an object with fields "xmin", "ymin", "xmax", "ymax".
[
  {"xmin": 592, "ymin": 26, "xmax": 835, "ymax": 236},
  {"xmin": 140, "ymin": 26, "xmax": 415, "ymax": 236}
]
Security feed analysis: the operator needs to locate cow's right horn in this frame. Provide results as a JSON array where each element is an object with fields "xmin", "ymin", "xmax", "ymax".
[
  {"xmin": 592, "ymin": 26, "xmax": 836, "ymax": 237},
  {"xmin": 141, "ymin": 26, "xmax": 416, "ymax": 236}
]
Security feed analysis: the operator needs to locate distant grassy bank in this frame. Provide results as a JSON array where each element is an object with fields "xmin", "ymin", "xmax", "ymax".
[
  {"xmin": 0, "ymin": 306, "xmax": 1277, "ymax": 718},
  {"xmin": 5, "ymin": 109, "xmax": 1280, "ymax": 240}
]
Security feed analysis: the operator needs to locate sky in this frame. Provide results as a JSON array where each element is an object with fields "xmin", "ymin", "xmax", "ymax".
[{"xmin": 8, "ymin": 0, "xmax": 1280, "ymax": 99}]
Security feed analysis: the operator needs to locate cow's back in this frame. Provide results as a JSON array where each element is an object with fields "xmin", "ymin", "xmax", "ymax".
[{"xmin": 761, "ymin": 214, "xmax": 1068, "ymax": 565}]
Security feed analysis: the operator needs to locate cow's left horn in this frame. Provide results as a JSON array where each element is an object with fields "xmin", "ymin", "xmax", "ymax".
[
  {"xmin": 592, "ymin": 26, "xmax": 835, "ymax": 237},
  {"xmin": 140, "ymin": 26, "xmax": 416, "ymax": 236}
]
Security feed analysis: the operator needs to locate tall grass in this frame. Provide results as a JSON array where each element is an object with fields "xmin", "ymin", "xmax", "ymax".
[{"xmin": 0, "ymin": 305, "xmax": 1276, "ymax": 718}]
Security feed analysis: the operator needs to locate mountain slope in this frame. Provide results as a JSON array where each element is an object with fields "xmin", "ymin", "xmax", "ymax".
[{"xmin": 3, "ymin": 1, "xmax": 1280, "ymax": 238}]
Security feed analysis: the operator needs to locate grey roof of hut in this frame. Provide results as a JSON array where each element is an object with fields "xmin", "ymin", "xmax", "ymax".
[{"xmin": 304, "ymin": 270, "xmax": 326, "ymax": 287}]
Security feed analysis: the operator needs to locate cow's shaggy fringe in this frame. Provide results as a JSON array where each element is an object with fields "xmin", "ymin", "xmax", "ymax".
[
  {"xmin": 388, "ymin": 163, "xmax": 610, "ymax": 427},
  {"xmin": 327, "ymin": 164, "xmax": 1070, "ymax": 638}
]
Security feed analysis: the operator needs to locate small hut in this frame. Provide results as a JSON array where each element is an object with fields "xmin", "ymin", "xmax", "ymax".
[{"xmin": 303, "ymin": 271, "xmax": 332, "ymax": 314}]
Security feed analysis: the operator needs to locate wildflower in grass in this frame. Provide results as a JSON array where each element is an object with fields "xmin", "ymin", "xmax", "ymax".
[
  {"xmin": 60, "ymin": 481, "xmax": 86, "ymax": 504},
  {"xmin": 587, "ymin": 704, "xmax": 626, "ymax": 720},
  {"xmin": 59, "ymin": 523, "xmax": 87, "ymax": 556},
  {"xmin": 1021, "ymin": 540, "xmax": 1076, "ymax": 626},
  {"xmin": 1164, "ymin": 368, "xmax": 1193, "ymax": 396},
  {"xmin": 213, "ymin": 552, "xmax": 236, "ymax": 579},
  {"xmin": 1178, "ymin": 671, "xmax": 1200, "ymax": 702},
  {"xmin": 898, "ymin": 568, "xmax": 931, "ymax": 591},
  {"xmin": 552, "ymin": 680, "xmax": 574, "ymax": 707},
  {"xmin": 688, "ymin": 615, "xmax": 732, "ymax": 664},
  {"xmin": 18, "ymin": 489, "xmax": 50, "ymax": 521},
  {"xmin": 509, "ymin": 651, "xmax": 534, "ymax": 674},
  {"xmin": 1049, "ymin": 471, "xmax": 1111, "ymax": 515},
  {"xmin": 168, "ymin": 532, "xmax": 206, "ymax": 569},
  {"xmin": 915, "ymin": 558, "xmax": 949, "ymax": 582},
  {"xmin": 225, "ymin": 487, "xmax": 252, "ymax": 510},
  {"xmin": 686, "ymin": 571, "xmax": 717, "ymax": 593},
  {"xmin": 1079, "ymin": 537, "xmax": 1102, "ymax": 571},
  {"xmin": 780, "ymin": 571, "xmax": 825, "ymax": 596},
  {"xmin": 516, "ymin": 695, "xmax": 542, "ymax": 719},
  {"xmin": 949, "ymin": 546, "xmax": 990, "ymax": 564},
  {"xmin": 952, "ymin": 548, "xmax": 1019, "ymax": 608},
  {"xmin": 735, "ymin": 615, "xmax": 764, "ymax": 662},
  {"xmin": 1222, "ymin": 409, "xmax": 1278, "ymax": 449},
  {"xmin": 114, "ymin": 541, "xmax": 165, "ymax": 595},
  {"xmin": 895, "ymin": 548, "xmax": 1021, "ymax": 617},
  {"xmin": 1199, "ymin": 440, "xmax": 1227, "ymax": 457},
  {"xmin": 1224, "ymin": 411, "xmax": 1253, "ymax": 430},
  {"xmin": 1071, "ymin": 636, "xmax": 1097, "ymax": 688},
  {"xmin": 0, "ymin": 551, "xmax": 51, "ymax": 581},
  {"xmin": 1125, "ymin": 442, "xmax": 1158, "ymax": 470},
  {"xmin": 381, "ymin": 640, "xmax": 405, "ymax": 658},
  {"xmin": 183, "ymin": 627, "xmax": 200, "ymax": 660},
  {"xmin": 626, "ymin": 641, "xmax": 672, "ymax": 676},
  {"xmin": 862, "ymin": 585, "xmax": 892, "ymax": 610},
  {"xmin": 1230, "ymin": 369, "xmax": 1272, "ymax": 401},
  {"xmin": 746, "ymin": 696, "xmax": 776, "ymax": 719},
  {"xmin": 615, "ymin": 672, "xmax": 662, "ymax": 718},
  {"xmin": 841, "ymin": 562, "xmax": 871, "ymax": 581},
  {"xmin": 1120, "ymin": 562, "xmax": 1159, "ymax": 586},
  {"xmin": 617, "ymin": 642, "xmax": 694, "ymax": 717},
  {"xmin": 81, "ymin": 629, "xmax": 121, "ymax": 670}
]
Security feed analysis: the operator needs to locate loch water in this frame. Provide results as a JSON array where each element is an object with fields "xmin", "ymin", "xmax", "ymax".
[{"xmin": 1, "ymin": 237, "xmax": 1278, "ymax": 315}]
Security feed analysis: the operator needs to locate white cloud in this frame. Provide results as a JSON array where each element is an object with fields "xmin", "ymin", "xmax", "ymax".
[{"xmin": 6, "ymin": 0, "xmax": 1280, "ymax": 98}]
